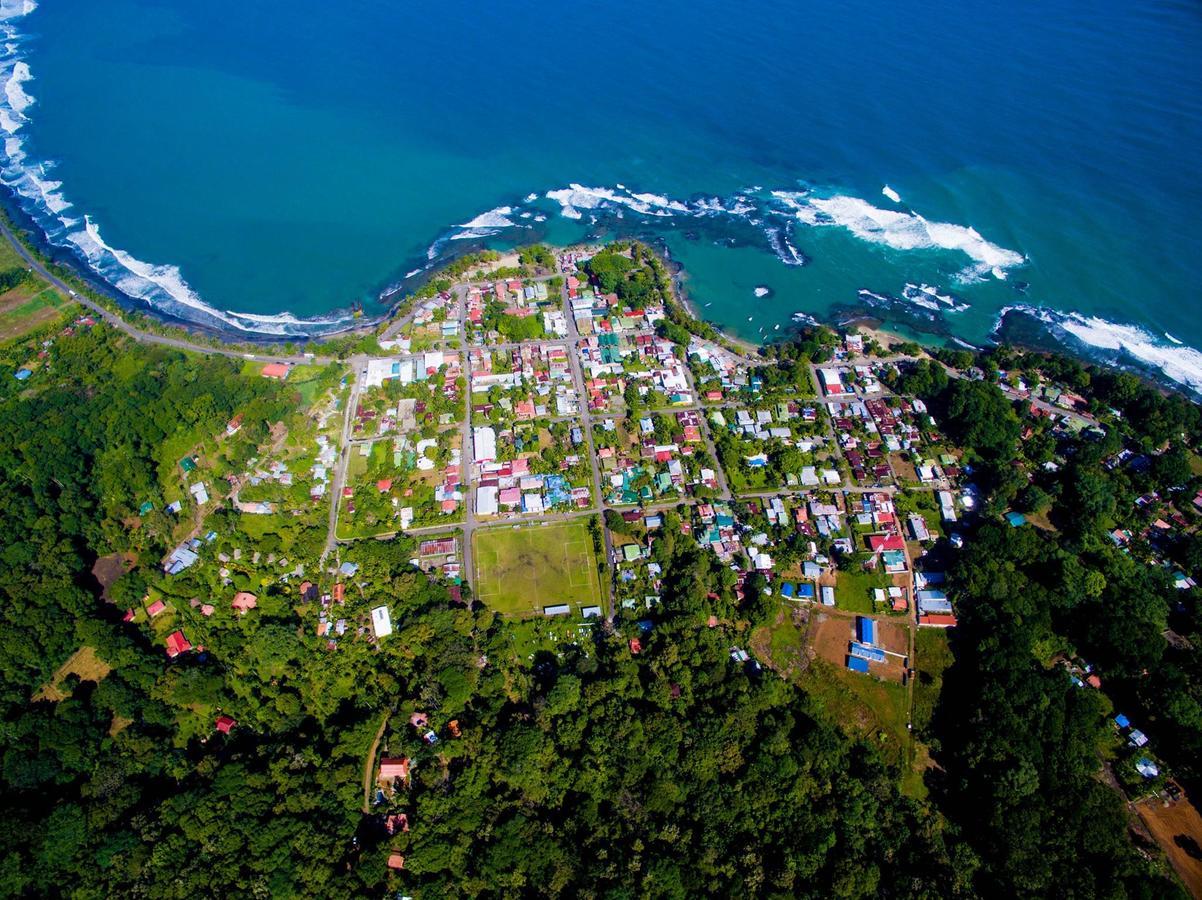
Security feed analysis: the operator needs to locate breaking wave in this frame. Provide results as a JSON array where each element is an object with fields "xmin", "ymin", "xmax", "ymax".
[
  {"xmin": 999, "ymin": 306, "xmax": 1202, "ymax": 395},
  {"xmin": 0, "ymin": 2, "xmax": 358, "ymax": 337}
]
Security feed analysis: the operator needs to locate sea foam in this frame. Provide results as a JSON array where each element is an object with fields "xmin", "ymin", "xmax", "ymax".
[{"xmin": 1003, "ymin": 306, "xmax": 1202, "ymax": 395}]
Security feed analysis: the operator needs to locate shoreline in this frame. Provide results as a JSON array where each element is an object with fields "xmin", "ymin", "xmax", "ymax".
[{"xmin": 2, "ymin": 183, "xmax": 1199, "ymax": 402}]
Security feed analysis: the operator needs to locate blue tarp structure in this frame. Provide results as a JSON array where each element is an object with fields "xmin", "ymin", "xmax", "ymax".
[
  {"xmin": 797, "ymin": 584, "xmax": 815, "ymax": 599},
  {"xmin": 1006, "ymin": 511, "xmax": 1027, "ymax": 527},
  {"xmin": 1114, "ymin": 713, "xmax": 1131, "ymax": 729},
  {"xmin": 781, "ymin": 583, "xmax": 796, "ymax": 598},
  {"xmin": 847, "ymin": 656, "xmax": 870, "ymax": 673}
]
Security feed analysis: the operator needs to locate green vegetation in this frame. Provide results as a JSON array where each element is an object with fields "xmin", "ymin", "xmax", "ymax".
[
  {"xmin": 3, "ymin": 248, "xmax": 1202, "ymax": 897},
  {"xmin": 835, "ymin": 567, "xmax": 888, "ymax": 614},
  {"xmin": 473, "ymin": 521, "xmax": 603, "ymax": 616}
]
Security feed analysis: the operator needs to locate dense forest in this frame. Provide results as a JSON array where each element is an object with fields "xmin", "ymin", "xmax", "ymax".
[{"xmin": 0, "ymin": 311, "xmax": 1199, "ymax": 896}]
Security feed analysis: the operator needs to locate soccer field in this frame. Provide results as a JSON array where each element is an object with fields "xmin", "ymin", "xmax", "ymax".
[{"xmin": 473, "ymin": 520, "xmax": 603, "ymax": 617}]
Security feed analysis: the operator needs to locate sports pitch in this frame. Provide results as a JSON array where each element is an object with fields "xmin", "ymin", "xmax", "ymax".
[{"xmin": 473, "ymin": 520, "xmax": 603, "ymax": 617}]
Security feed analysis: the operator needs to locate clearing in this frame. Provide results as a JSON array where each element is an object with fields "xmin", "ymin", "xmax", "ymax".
[
  {"xmin": 473, "ymin": 520, "xmax": 603, "ymax": 617},
  {"xmin": 1135, "ymin": 792, "xmax": 1202, "ymax": 897},
  {"xmin": 34, "ymin": 646, "xmax": 112, "ymax": 702}
]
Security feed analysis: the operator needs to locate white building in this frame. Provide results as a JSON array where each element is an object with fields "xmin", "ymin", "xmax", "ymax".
[
  {"xmin": 473, "ymin": 426, "xmax": 497, "ymax": 463},
  {"xmin": 371, "ymin": 606, "xmax": 393, "ymax": 639}
]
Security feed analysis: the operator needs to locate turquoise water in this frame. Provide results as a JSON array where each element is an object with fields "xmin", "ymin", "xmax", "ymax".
[{"xmin": 2, "ymin": 0, "xmax": 1201, "ymax": 387}]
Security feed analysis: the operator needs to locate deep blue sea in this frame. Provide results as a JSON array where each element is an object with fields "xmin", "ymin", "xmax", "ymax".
[{"xmin": 2, "ymin": 0, "xmax": 1201, "ymax": 388}]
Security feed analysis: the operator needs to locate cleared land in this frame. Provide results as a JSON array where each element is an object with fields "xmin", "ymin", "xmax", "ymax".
[
  {"xmin": 474, "ymin": 520, "xmax": 602, "ymax": 617},
  {"xmin": 34, "ymin": 646, "xmax": 112, "ymax": 702},
  {"xmin": 1135, "ymin": 794, "xmax": 1202, "ymax": 897},
  {"xmin": 0, "ymin": 239, "xmax": 74, "ymax": 343}
]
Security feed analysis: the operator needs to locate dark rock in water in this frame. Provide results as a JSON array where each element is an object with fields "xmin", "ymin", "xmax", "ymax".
[
  {"xmin": 683, "ymin": 230, "xmax": 699, "ymax": 241},
  {"xmin": 1012, "ymin": 281, "xmax": 1030, "ymax": 294}
]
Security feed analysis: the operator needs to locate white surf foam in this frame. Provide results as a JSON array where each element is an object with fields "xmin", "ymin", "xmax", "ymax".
[
  {"xmin": 1006, "ymin": 305, "xmax": 1202, "ymax": 394},
  {"xmin": 754, "ymin": 286, "xmax": 770, "ymax": 298},
  {"xmin": 803, "ymin": 194, "xmax": 1025, "ymax": 274},
  {"xmin": 459, "ymin": 206, "xmax": 514, "ymax": 229},
  {"xmin": 1166, "ymin": 333, "xmax": 1183, "ymax": 345},
  {"xmin": 882, "ymin": 185, "xmax": 901, "ymax": 204},
  {"xmin": 4, "ymin": 58, "xmax": 30, "ymax": 113}
]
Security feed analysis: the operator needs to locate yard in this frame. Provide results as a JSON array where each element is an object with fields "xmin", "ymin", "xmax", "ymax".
[
  {"xmin": 34, "ymin": 646, "xmax": 112, "ymax": 702},
  {"xmin": 835, "ymin": 567, "xmax": 890, "ymax": 614},
  {"xmin": 473, "ymin": 519, "xmax": 603, "ymax": 617}
]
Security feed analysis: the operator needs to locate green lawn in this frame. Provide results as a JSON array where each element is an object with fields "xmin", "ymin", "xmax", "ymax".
[
  {"xmin": 473, "ymin": 520, "xmax": 603, "ymax": 617},
  {"xmin": 835, "ymin": 568, "xmax": 889, "ymax": 614}
]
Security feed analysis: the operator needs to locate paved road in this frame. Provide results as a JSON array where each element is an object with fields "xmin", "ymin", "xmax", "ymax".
[{"xmin": 322, "ymin": 355, "xmax": 368, "ymax": 563}]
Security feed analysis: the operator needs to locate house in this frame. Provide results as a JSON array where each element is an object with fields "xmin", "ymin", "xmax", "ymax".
[
  {"xmin": 215, "ymin": 715, "xmax": 236, "ymax": 734},
  {"xmin": 260, "ymin": 362, "xmax": 290, "ymax": 379},
  {"xmin": 165, "ymin": 630, "xmax": 192, "ymax": 658},
  {"xmin": 908, "ymin": 514, "xmax": 930, "ymax": 541},
  {"xmin": 820, "ymin": 586, "xmax": 835, "ymax": 606},
  {"xmin": 387, "ymin": 853, "xmax": 406, "ymax": 871},
  {"xmin": 916, "ymin": 590, "xmax": 952, "ymax": 615},
  {"xmin": 226, "ymin": 413, "xmax": 243, "ymax": 436},
  {"xmin": 857, "ymin": 616, "xmax": 876, "ymax": 647},
  {"xmin": 918, "ymin": 613, "xmax": 957, "ymax": 628},
  {"xmin": 164, "ymin": 545, "xmax": 199, "ymax": 575},
  {"xmin": 847, "ymin": 656, "xmax": 870, "ymax": 673},
  {"xmin": 371, "ymin": 606, "xmax": 393, "ymax": 638},
  {"xmin": 232, "ymin": 591, "xmax": 257, "ymax": 613},
  {"xmin": 146, "ymin": 599, "xmax": 166, "ymax": 618},
  {"xmin": 379, "ymin": 757, "xmax": 411, "ymax": 780},
  {"xmin": 796, "ymin": 583, "xmax": 815, "ymax": 600}
]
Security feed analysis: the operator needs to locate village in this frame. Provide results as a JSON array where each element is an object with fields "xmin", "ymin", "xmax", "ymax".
[{"xmin": 94, "ymin": 242, "xmax": 1202, "ymax": 888}]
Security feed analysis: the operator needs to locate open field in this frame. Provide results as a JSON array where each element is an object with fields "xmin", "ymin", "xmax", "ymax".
[
  {"xmin": 1135, "ymin": 793, "xmax": 1202, "ymax": 897},
  {"xmin": 474, "ymin": 520, "xmax": 602, "ymax": 617},
  {"xmin": 802, "ymin": 658, "xmax": 911, "ymax": 771},
  {"xmin": 912, "ymin": 627, "xmax": 953, "ymax": 736},
  {"xmin": 0, "ymin": 285, "xmax": 74, "ymax": 343},
  {"xmin": 809, "ymin": 609, "xmax": 907, "ymax": 682}
]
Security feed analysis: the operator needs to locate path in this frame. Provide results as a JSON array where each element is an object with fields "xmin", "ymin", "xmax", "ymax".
[{"xmin": 360, "ymin": 711, "xmax": 391, "ymax": 813}]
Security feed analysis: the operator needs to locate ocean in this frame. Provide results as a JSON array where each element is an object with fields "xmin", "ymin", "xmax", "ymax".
[{"xmin": 2, "ymin": 0, "xmax": 1201, "ymax": 389}]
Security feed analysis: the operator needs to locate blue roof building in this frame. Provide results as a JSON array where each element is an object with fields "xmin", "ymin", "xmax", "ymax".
[
  {"xmin": 1114, "ymin": 713, "xmax": 1131, "ymax": 729},
  {"xmin": 1006, "ymin": 511, "xmax": 1027, "ymax": 527},
  {"xmin": 14, "ymin": 368, "xmax": 31, "ymax": 381},
  {"xmin": 780, "ymin": 583, "xmax": 796, "ymax": 598},
  {"xmin": 849, "ymin": 642, "xmax": 886, "ymax": 663},
  {"xmin": 797, "ymin": 583, "xmax": 815, "ymax": 599},
  {"xmin": 857, "ymin": 616, "xmax": 876, "ymax": 647},
  {"xmin": 847, "ymin": 656, "xmax": 870, "ymax": 673}
]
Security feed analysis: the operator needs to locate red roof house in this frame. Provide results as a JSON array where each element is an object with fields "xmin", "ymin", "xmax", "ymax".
[
  {"xmin": 260, "ymin": 362, "xmax": 290, "ymax": 379},
  {"xmin": 867, "ymin": 533, "xmax": 906, "ymax": 552},
  {"xmin": 165, "ymin": 630, "xmax": 192, "ymax": 658},
  {"xmin": 146, "ymin": 599, "xmax": 166, "ymax": 618},
  {"xmin": 387, "ymin": 853, "xmax": 405, "ymax": 871},
  {"xmin": 215, "ymin": 715, "xmax": 236, "ymax": 734},
  {"xmin": 379, "ymin": 757, "xmax": 411, "ymax": 781},
  {"xmin": 232, "ymin": 591, "xmax": 258, "ymax": 614}
]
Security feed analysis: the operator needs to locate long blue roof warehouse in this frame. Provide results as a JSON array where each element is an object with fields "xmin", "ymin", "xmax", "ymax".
[{"xmin": 857, "ymin": 616, "xmax": 875, "ymax": 647}]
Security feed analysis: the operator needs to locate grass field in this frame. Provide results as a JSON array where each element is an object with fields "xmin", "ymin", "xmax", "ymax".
[
  {"xmin": 474, "ymin": 520, "xmax": 603, "ymax": 617},
  {"xmin": 912, "ymin": 628, "xmax": 953, "ymax": 738},
  {"xmin": 835, "ymin": 567, "xmax": 889, "ymax": 614}
]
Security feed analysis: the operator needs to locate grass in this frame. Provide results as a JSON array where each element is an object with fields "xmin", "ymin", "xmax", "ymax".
[
  {"xmin": 0, "ymin": 284, "xmax": 75, "ymax": 343},
  {"xmin": 34, "ymin": 646, "xmax": 112, "ymax": 702},
  {"xmin": 801, "ymin": 658, "xmax": 911, "ymax": 772},
  {"xmin": 835, "ymin": 567, "xmax": 889, "ymax": 614},
  {"xmin": 473, "ymin": 520, "xmax": 603, "ymax": 617},
  {"xmin": 912, "ymin": 628, "xmax": 953, "ymax": 737}
]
